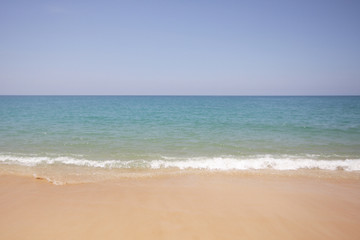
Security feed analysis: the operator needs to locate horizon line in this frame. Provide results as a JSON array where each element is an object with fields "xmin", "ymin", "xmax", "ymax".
[{"xmin": 0, "ymin": 94, "xmax": 359, "ymax": 97}]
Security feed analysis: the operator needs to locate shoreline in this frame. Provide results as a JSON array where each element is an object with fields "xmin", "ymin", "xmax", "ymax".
[
  {"xmin": 1, "ymin": 173, "xmax": 360, "ymax": 239},
  {"xmin": 2, "ymin": 163, "xmax": 360, "ymax": 185}
]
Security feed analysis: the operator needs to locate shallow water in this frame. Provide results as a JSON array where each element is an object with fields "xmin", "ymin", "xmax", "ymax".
[{"xmin": 1, "ymin": 96, "xmax": 359, "ymax": 178}]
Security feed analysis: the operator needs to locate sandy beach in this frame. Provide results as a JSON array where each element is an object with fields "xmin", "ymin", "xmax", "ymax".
[{"xmin": 1, "ymin": 173, "xmax": 360, "ymax": 240}]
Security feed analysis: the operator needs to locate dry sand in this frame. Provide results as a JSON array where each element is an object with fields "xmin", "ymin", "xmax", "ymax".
[{"xmin": 0, "ymin": 173, "xmax": 360, "ymax": 240}]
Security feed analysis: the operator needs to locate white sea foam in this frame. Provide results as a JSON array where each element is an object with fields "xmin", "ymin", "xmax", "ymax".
[
  {"xmin": 150, "ymin": 157, "xmax": 360, "ymax": 171},
  {"xmin": 0, "ymin": 155, "xmax": 133, "ymax": 168},
  {"xmin": 1, "ymin": 154, "xmax": 360, "ymax": 171}
]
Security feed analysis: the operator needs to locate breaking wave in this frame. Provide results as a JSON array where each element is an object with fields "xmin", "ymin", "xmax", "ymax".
[{"xmin": 1, "ymin": 154, "xmax": 360, "ymax": 171}]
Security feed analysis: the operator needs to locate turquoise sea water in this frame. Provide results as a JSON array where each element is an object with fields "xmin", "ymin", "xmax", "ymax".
[{"xmin": 0, "ymin": 96, "xmax": 360, "ymax": 173}]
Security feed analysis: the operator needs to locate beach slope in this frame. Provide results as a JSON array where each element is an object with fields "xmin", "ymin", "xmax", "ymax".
[{"xmin": 1, "ymin": 174, "xmax": 360, "ymax": 240}]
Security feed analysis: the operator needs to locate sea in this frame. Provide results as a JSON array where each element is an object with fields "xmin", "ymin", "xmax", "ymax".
[{"xmin": 1, "ymin": 96, "xmax": 359, "ymax": 183}]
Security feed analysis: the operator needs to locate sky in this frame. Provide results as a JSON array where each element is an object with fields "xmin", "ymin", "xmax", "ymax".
[{"xmin": 1, "ymin": 0, "xmax": 360, "ymax": 95}]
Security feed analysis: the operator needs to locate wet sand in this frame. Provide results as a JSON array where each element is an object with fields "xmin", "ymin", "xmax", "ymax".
[{"xmin": 1, "ymin": 173, "xmax": 360, "ymax": 240}]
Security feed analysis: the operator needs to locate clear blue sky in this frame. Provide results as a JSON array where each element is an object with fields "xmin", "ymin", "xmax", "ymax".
[{"xmin": 1, "ymin": 0, "xmax": 360, "ymax": 95}]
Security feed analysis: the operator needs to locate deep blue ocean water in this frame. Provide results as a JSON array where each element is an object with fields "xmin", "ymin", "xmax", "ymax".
[{"xmin": 0, "ymin": 96, "xmax": 359, "ymax": 172}]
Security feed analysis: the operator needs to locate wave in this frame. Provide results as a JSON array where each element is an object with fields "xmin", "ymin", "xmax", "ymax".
[{"xmin": 1, "ymin": 154, "xmax": 360, "ymax": 172}]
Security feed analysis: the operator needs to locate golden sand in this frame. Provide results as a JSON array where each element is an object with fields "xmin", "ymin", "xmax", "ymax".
[{"xmin": 0, "ymin": 173, "xmax": 360, "ymax": 240}]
